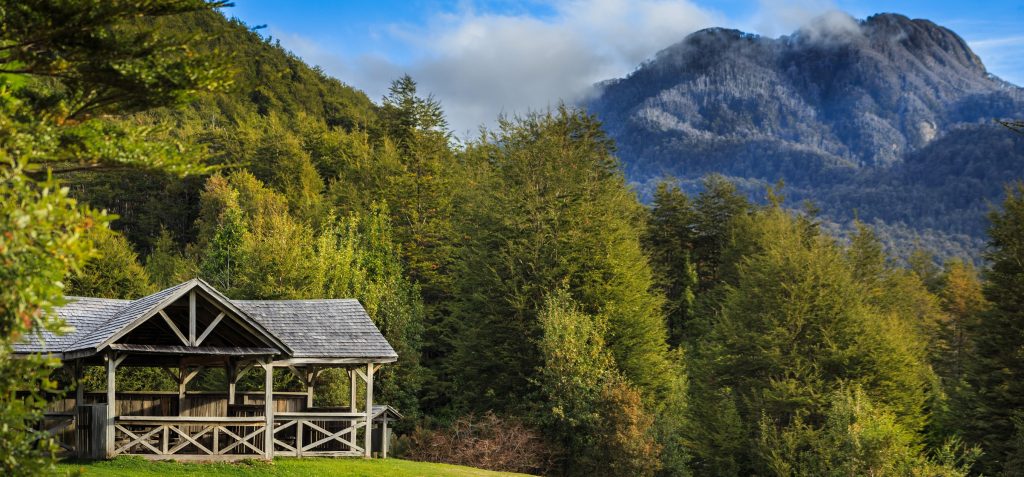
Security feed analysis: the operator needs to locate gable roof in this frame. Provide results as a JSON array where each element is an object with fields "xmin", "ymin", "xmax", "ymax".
[
  {"xmin": 235, "ymin": 299, "xmax": 397, "ymax": 359},
  {"xmin": 13, "ymin": 280, "xmax": 396, "ymax": 363}
]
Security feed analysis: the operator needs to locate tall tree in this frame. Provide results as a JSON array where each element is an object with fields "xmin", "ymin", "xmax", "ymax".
[
  {"xmin": 0, "ymin": 1, "xmax": 229, "ymax": 474},
  {"xmin": 451, "ymin": 106, "xmax": 678, "ymax": 412},
  {"xmin": 644, "ymin": 181, "xmax": 698, "ymax": 347},
  {"xmin": 687, "ymin": 205, "xmax": 935, "ymax": 475},
  {"xmin": 377, "ymin": 75, "xmax": 457, "ymax": 414},
  {"xmin": 962, "ymin": 183, "xmax": 1024, "ymax": 474}
]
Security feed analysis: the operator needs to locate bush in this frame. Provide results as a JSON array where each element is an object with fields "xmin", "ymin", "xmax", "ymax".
[{"xmin": 401, "ymin": 412, "xmax": 555, "ymax": 475}]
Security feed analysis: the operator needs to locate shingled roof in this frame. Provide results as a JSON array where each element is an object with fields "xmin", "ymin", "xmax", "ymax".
[{"xmin": 14, "ymin": 279, "xmax": 397, "ymax": 363}]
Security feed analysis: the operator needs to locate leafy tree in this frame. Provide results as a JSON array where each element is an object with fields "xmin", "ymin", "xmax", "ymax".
[
  {"xmin": 688, "ymin": 205, "xmax": 934, "ymax": 474},
  {"xmin": 450, "ymin": 106, "xmax": 679, "ymax": 411},
  {"xmin": 538, "ymin": 291, "xmax": 661, "ymax": 477},
  {"xmin": 66, "ymin": 227, "xmax": 154, "ymax": 298},
  {"xmin": 192, "ymin": 172, "xmax": 426, "ymax": 422},
  {"xmin": 0, "ymin": 1, "xmax": 230, "ymax": 474},
  {"xmin": 758, "ymin": 386, "xmax": 977, "ymax": 477},
  {"xmin": 145, "ymin": 229, "xmax": 197, "ymax": 288}
]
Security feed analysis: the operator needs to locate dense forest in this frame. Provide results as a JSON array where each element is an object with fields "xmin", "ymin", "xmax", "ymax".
[
  {"xmin": 5, "ymin": 2, "xmax": 1024, "ymax": 476},
  {"xmin": 585, "ymin": 13, "xmax": 1024, "ymax": 262}
]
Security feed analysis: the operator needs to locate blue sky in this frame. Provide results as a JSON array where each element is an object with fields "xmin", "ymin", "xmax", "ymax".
[{"xmin": 227, "ymin": 0, "xmax": 1024, "ymax": 134}]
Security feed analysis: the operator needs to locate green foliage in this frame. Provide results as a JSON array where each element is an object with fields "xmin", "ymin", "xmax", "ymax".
[
  {"xmin": 643, "ymin": 182, "xmax": 698, "ymax": 347},
  {"xmin": 0, "ymin": 1, "xmax": 231, "ymax": 473},
  {"xmin": 537, "ymin": 291, "xmax": 662, "ymax": 477},
  {"xmin": 145, "ymin": 229, "xmax": 197, "ymax": 288},
  {"xmin": 687, "ymin": 204, "xmax": 935, "ymax": 474},
  {"xmin": 757, "ymin": 386, "xmax": 976, "ymax": 477},
  {"xmin": 450, "ymin": 107, "xmax": 678, "ymax": 415},
  {"xmin": 66, "ymin": 226, "xmax": 154, "ymax": 298},
  {"xmin": 0, "ymin": 161, "xmax": 97, "ymax": 476},
  {"xmin": 960, "ymin": 183, "xmax": 1024, "ymax": 474},
  {"xmin": 191, "ymin": 171, "xmax": 426, "ymax": 422}
]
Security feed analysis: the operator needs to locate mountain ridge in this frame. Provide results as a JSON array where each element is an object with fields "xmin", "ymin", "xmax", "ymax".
[{"xmin": 584, "ymin": 12, "xmax": 1024, "ymax": 260}]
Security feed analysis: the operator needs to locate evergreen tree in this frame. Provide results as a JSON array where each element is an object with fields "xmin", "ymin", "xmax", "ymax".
[
  {"xmin": 538, "ymin": 291, "xmax": 662, "ymax": 477},
  {"xmin": 66, "ymin": 227, "xmax": 154, "ymax": 298},
  {"xmin": 644, "ymin": 181, "xmax": 698, "ymax": 346},
  {"xmin": 688, "ymin": 205, "xmax": 934, "ymax": 474},
  {"xmin": 962, "ymin": 183, "xmax": 1024, "ymax": 474},
  {"xmin": 451, "ymin": 107, "xmax": 678, "ymax": 410}
]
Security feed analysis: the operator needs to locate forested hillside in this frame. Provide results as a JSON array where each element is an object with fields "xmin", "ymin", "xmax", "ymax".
[
  {"xmin": 585, "ymin": 13, "xmax": 1024, "ymax": 261},
  {"xmin": 7, "ymin": 3, "xmax": 1024, "ymax": 477}
]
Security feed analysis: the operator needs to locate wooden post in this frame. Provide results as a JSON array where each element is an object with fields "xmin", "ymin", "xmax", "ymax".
[
  {"xmin": 382, "ymin": 415, "xmax": 389, "ymax": 459},
  {"xmin": 349, "ymin": 368, "xmax": 357, "ymax": 449},
  {"xmin": 364, "ymin": 362, "xmax": 373, "ymax": 458},
  {"xmin": 105, "ymin": 352, "xmax": 119, "ymax": 458},
  {"xmin": 74, "ymin": 360, "xmax": 84, "ymax": 408},
  {"xmin": 227, "ymin": 359, "xmax": 236, "ymax": 406},
  {"xmin": 263, "ymin": 359, "xmax": 274, "ymax": 459},
  {"xmin": 188, "ymin": 290, "xmax": 197, "ymax": 346},
  {"xmin": 305, "ymin": 366, "xmax": 315, "ymax": 409},
  {"xmin": 178, "ymin": 362, "xmax": 186, "ymax": 415}
]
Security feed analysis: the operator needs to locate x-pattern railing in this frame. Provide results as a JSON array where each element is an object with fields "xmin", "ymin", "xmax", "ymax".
[
  {"xmin": 273, "ymin": 413, "xmax": 367, "ymax": 456},
  {"xmin": 114, "ymin": 417, "xmax": 267, "ymax": 458}
]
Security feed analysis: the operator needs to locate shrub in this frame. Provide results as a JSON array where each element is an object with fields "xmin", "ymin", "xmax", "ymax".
[{"xmin": 401, "ymin": 412, "xmax": 555, "ymax": 475}]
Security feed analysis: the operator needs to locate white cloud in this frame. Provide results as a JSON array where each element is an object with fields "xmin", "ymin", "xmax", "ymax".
[{"xmin": 270, "ymin": 0, "xmax": 722, "ymax": 135}]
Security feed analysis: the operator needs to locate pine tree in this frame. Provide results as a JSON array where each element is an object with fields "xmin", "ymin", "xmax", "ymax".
[
  {"xmin": 644, "ymin": 181, "xmax": 698, "ymax": 346},
  {"xmin": 962, "ymin": 183, "xmax": 1024, "ymax": 474},
  {"xmin": 688, "ymin": 205, "xmax": 934, "ymax": 474},
  {"xmin": 451, "ymin": 106, "xmax": 679, "ymax": 412}
]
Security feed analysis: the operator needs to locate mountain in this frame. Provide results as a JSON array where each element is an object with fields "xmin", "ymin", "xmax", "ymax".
[{"xmin": 584, "ymin": 12, "xmax": 1024, "ymax": 261}]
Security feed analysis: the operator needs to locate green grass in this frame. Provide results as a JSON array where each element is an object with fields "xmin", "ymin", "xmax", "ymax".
[{"xmin": 54, "ymin": 456, "xmax": 535, "ymax": 477}]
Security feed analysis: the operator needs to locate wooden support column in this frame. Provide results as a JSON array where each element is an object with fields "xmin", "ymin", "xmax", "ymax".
[
  {"xmin": 227, "ymin": 359, "xmax": 237, "ymax": 405},
  {"xmin": 105, "ymin": 352, "xmax": 124, "ymax": 458},
  {"xmin": 305, "ymin": 366, "xmax": 316, "ymax": 409},
  {"xmin": 74, "ymin": 360, "xmax": 84, "ymax": 408},
  {"xmin": 263, "ymin": 359, "xmax": 274, "ymax": 459},
  {"xmin": 364, "ymin": 362, "xmax": 374, "ymax": 458},
  {"xmin": 188, "ymin": 290, "xmax": 197, "ymax": 346},
  {"xmin": 382, "ymin": 415, "xmax": 389, "ymax": 459},
  {"xmin": 349, "ymin": 368, "xmax": 357, "ymax": 448},
  {"xmin": 178, "ymin": 361, "xmax": 186, "ymax": 415}
]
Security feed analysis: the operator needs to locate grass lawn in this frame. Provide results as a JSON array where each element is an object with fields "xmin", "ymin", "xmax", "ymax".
[{"xmin": 54, "ymin": 456, "xmax": 535, "ymax": 477}]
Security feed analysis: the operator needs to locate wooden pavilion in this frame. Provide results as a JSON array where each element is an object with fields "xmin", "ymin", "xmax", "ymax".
[{"xmin": 14, "ymin": 278, "xmax": 400, "ymax": 460}]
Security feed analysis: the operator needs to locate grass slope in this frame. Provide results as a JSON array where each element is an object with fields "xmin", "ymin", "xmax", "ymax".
[{"xmin": 55, "ymin": 457, "xmax": 535, "ymax": 477}]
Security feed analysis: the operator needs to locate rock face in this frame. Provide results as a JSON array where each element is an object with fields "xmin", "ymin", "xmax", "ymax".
[{"xmin": 585, "ymin": 13, "xmax": 1024, "ymax": 259}]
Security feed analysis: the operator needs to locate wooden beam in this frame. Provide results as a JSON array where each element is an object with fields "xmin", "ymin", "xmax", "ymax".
[
  {"xmin": 181, "ymin": 365, "xmax": 205, "ymax": 387},
  {"xmin": 105, "ymin": 352, "xmax": 117, "ymax": 457},
  {"xmin": 263, "ymin": 360, "xmax": 274, "ymax": 459},
  {"xmin": 189, "ymin": 291, "xmax": 197, "ymax": 346},
  {"xmin": 74, "ymin": 361, "xmax": 84, "ymax": 409},
  {"xmin": 227, "ymin": 360, "xmax": 236, "ymax": 406},
  {"xmin": 286, "ymin": 365, "xmax": 307, "ymax": 385},
  {"xmin": 195, "ymin": 312, "xmax": 225, "ymax": 347},
  {"xmin": 349, "ymin": 368, "xmax": 357, "ymax": 450},
  {"xmin": 160, "ymin": 367, "xmax": 180, "ymax": 384},
  {"xmin": 159, "ymin": 310, "xmax": 189, "ymax": 346},
  {"xmin": 306, "ymin": 367, "xmax": 316, "ymax": 409},
  {"xmin": 364, "ymin": 362, "xmax": 373, "ymax": 458},
  {"xmin": 382, "ymin": 416, "xmax": 389, "ymax": 459}
]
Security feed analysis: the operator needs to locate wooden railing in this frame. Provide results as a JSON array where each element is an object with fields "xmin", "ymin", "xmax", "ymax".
[
  {"xmin": 113, "ymin": 416, "xmax": 268, "ymax": 460},
  {"xmin": 273, "ymin": 412, "xmax": 367, "ymax": 457}
]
